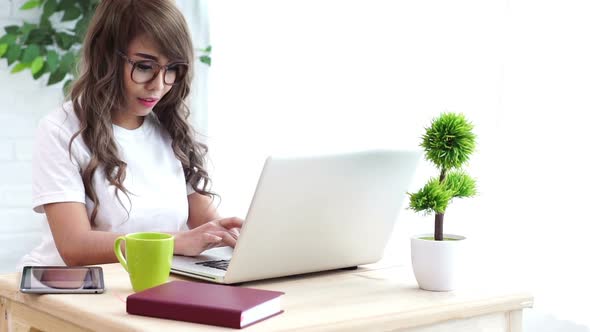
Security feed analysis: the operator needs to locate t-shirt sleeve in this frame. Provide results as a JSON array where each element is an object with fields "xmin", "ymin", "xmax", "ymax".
[
  {"xmin": 32, "ymin": 118, "xmax": 86, "ymax": 213},
  {"xmin": 186, "ymin": 182, "xmax": 196, "ymax": 196}
]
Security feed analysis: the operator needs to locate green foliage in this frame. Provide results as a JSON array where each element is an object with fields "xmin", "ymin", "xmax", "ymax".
[
  {"xmin": 408, "ymin": 113, "xmax": 478, "ymax": 217},
  {"xmin": 0, "ymin": 0, "xmax": 100, "ymax": 94},
  {"xmin": 199, "ymin": 45, "xmax": 212, "ymax": 66},
  {"xmin": 1, "ymin": 0, "xmax": 213, "ymax": 95},
  {"xmin": 421, "ymin": 113, "xmax": 476, "ymax": 170},
  {"xmin": 409, "ymin": 178, "xmax": 453, "ymax": 215},
  {"xmin": 444, "ymin": 170, "xmax": 477, "ymax": 198},
  {"xmin": 21, "ymin": 0, "xmax": 42, "ymax": 10}
]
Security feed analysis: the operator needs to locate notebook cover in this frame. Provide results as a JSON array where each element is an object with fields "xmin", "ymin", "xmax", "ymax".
[{"xmin": 126, "ymin": 280, "xmax": 284, "ymax": 329}]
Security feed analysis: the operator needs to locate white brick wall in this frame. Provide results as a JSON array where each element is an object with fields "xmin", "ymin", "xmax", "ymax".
[
  {"xmin": 0, "ymin": 1, "xmax": 11, "ymax": 19},
  {"xmin": 0, "ymin": 1, "xmax": 62, "ymax": 273}
]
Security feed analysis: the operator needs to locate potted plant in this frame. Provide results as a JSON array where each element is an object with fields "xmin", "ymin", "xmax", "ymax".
[{"xmin": 407, "ymin": 112, "xmax": 477, "ymax": 291}]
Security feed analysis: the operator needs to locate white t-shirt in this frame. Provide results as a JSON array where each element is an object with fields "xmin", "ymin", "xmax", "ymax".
[{"xmin": 18, "ymin": 102, "xmax": 193, "ymax": 269}]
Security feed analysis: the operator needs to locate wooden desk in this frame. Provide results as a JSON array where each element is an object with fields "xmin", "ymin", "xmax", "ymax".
[{"xmin": 0, "ymin": 261, "xmax": 533, "ymax": 332}]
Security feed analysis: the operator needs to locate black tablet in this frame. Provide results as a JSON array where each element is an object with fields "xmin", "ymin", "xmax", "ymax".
[{"xmin": 20, "ymin": 266, "xmax": 105, "ymax": 294}]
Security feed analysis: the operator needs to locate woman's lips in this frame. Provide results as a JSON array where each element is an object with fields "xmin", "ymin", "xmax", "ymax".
[{"xmin": 137, "ymin": 97, "xmax": 159, "ymax": 107}]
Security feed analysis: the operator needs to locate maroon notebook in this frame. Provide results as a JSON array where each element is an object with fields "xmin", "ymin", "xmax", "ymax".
[{"xmin": 126, "ymin": 280, "xmax": 285, "ymax": 329}]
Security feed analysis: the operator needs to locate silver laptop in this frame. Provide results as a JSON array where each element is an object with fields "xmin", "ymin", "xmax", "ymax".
[{"xmin": 171, "ymin": 150, "xmax": 420, "ymax": 284}]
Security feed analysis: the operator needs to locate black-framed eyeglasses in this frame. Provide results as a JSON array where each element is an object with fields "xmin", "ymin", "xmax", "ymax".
[{"xmin": 117, "ymin": 51, "xmax": 188, "ymax": 86}]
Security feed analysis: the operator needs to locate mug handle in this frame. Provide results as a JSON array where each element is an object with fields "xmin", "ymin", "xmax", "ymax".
[{"xmin": 114, "ymin": 236, "xmax": 128, "ymax": 272}]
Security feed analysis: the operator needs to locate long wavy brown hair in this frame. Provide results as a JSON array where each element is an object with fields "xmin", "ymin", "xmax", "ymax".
[{"xmin": 68, "ymin": 0, "xmax": 213, "ymax": 224}]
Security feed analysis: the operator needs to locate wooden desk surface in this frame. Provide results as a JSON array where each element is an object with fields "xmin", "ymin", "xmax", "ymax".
[{"xmin": 0, "ymin": 261, "xmax": 533, "ymax": 332}]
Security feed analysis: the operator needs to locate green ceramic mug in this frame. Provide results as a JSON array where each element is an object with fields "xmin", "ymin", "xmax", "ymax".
[{"xmin": 114, "ymin": 232, "xmax": 174, "ymax": 292}]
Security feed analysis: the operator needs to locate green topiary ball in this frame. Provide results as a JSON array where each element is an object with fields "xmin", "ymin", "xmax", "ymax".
[{"xmin": 421, "ymin": 113, "xmax": 476, "ymax": 170}]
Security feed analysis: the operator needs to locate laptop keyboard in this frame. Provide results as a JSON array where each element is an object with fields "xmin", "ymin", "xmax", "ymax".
[{"xmin": 196, "ymin": 260, "xmax": 229, "ymax": 271}]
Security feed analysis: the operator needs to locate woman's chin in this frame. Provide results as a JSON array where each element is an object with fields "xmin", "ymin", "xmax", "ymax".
[{"xmin": 131, "ymin": 106, "xmax": 154, "ymax": 117}]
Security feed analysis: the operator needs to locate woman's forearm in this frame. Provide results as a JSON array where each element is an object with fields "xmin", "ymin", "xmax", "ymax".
[
  {"xmin": 187, "ymin": 193, "xmax": 221, "ymax": 229},
  {"xmin": 66, "ymin": 230, "xmax": 190, "ymax": 266},
  {"xmin": 63, "ymin": 230, "xmax": 124, "ymax": 266}
]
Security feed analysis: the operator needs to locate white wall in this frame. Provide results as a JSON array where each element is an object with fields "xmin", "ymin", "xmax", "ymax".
[
  {"xmin": 206, "ymin": 0, "xmax": 589, "ymax": 331},
  {"xmin": 0, "ymin": 1, "xmax": 62, "ymax": 273}
]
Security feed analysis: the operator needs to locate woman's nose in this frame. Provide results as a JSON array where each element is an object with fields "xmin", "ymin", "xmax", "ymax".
[{"xmin": 146, "ymin": 69, "xmax": 166, "ymax": 91}]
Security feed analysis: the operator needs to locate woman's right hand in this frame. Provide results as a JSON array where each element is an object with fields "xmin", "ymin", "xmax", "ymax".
[{"xmin": 174, "ymin": 217, "xmax": 243, "ymax": 257}]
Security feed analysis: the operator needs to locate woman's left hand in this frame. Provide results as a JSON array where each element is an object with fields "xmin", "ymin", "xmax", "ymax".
[{"xmin": 174, "ymin": 217, "xmax": 243, "ymax": 256}]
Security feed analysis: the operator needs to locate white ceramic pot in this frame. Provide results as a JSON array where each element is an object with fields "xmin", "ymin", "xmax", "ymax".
[{"xmin": 411, "ymin": 233, "xmax": 466, "ymax": 291}]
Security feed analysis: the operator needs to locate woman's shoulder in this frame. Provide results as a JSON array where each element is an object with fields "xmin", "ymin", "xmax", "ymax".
[{"xmin": 38, "ymin": 101, "xmax": 81, "ymax": 136}]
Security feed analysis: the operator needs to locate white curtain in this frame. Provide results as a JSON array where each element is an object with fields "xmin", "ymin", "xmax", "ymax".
[
  {"xmin": 207, "ymin": 1, "xmax": 590, "ymax": 330},
  {"xmin": 175, "ymin": 0, "xmax": 210, "ymax": 137}
]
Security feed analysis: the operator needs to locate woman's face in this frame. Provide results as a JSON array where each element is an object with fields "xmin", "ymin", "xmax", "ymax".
[{"xmin": 117, "ymin": 35, "xmax": 173, "ymax": 129}]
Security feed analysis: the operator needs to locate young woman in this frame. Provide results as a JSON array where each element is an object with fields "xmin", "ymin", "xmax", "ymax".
[{"xmin": 18, "ymin": 0, "xmax": 242, "ymax": 269}]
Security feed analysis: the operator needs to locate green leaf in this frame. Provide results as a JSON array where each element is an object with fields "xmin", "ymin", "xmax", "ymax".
[
  {"xmin": 6, "ymin": 44, "xmax": 22, "ymax": 65},
  {"xmin": 21, "ymin": 44, "xmax": 40, "ymax": 63},
  {"xmin": 32, "ymin": 63, "xmax": 47, "ymax": 79},
  {"xmin": 48, "ymin": 67, "xmax": 67, "ymax": 85},
  {"xmin": 42, "ymin": 0, "xmax": 58, "ymax": 18},
  {"xmin": 4, "ymin": 26, "xmax": 20, "ymax": 35},
  {"xmin": 56, "ymin": 32, "xmax": 76, "ymax": 50},
  {"xmin": 62, "ymin": 6, "xmax": 82, "ymax": 21},
  {"xmin": 60, "ymin": 51, "xmax": 76, "ymax": 68},
  {"xmin": 204, "ymin": 45, "xmax": 212, "ymax": 53},
  {"xmin": 48, "ymin": 51, "xmax": 77, "ymax": 85},
  {"xmin": 46, "ymin": 50, "xmax": 59, "ymax": 72},
  {"xmin": 11, "ymin": 62, "xmax": 29, "ymax": 74},
  {"xmin": 21, "ymin": 23, "xmax": 36, "ymax": 35},
  {"xmin": 79, "ymin": 0, "xmax": 99, "ymax": 15},
  {"xmin": 20, "ymin": 23, "xmax": 37, "ymax": 43},
  {"xmin": 199, "ymin": 55, "xmax": 211, "ymax": 66},
  {"xmin": 20, "ymin": 0, "xmax": 42, "ymax": 10},
  {"xmin": 25, "ymin": 28, "xmax": 53, "ymax": 45},
  {"xmin": 0, "ymin": 34, "xmax": 17, "ymax": 45},
  {"xmin": 31, "ymin": 56, "xmax": 44, "ymax": 74},
  {"xmin": 40, "ymin": 15, "xmax": 51, "ymax": 28},
  {"xmin": 0, "ymin": 44, "xmax": 7, "ymax": 57},
  {"xmin": 62, "ymin": 79, "xmax": 73, "ymax": 95},
  {"xmin": 74, "ymin": 16, "xmax": 90, "ymax": 39},
  {"xmin": 57, "ymin": 0, "xmax": 76, "ymax": 11}
]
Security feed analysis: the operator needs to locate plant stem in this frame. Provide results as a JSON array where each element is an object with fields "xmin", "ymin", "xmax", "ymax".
[
  {"xmin": 435, "ymin": 213, "xmax": 444, "ymax": 240},
  {"xmin": 439, "ymin": 168, "xmax": 447, "ymax": 182},
  {"xmin": 434, "ymin": 168, "xmax": 447, "ymax": 241}
]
